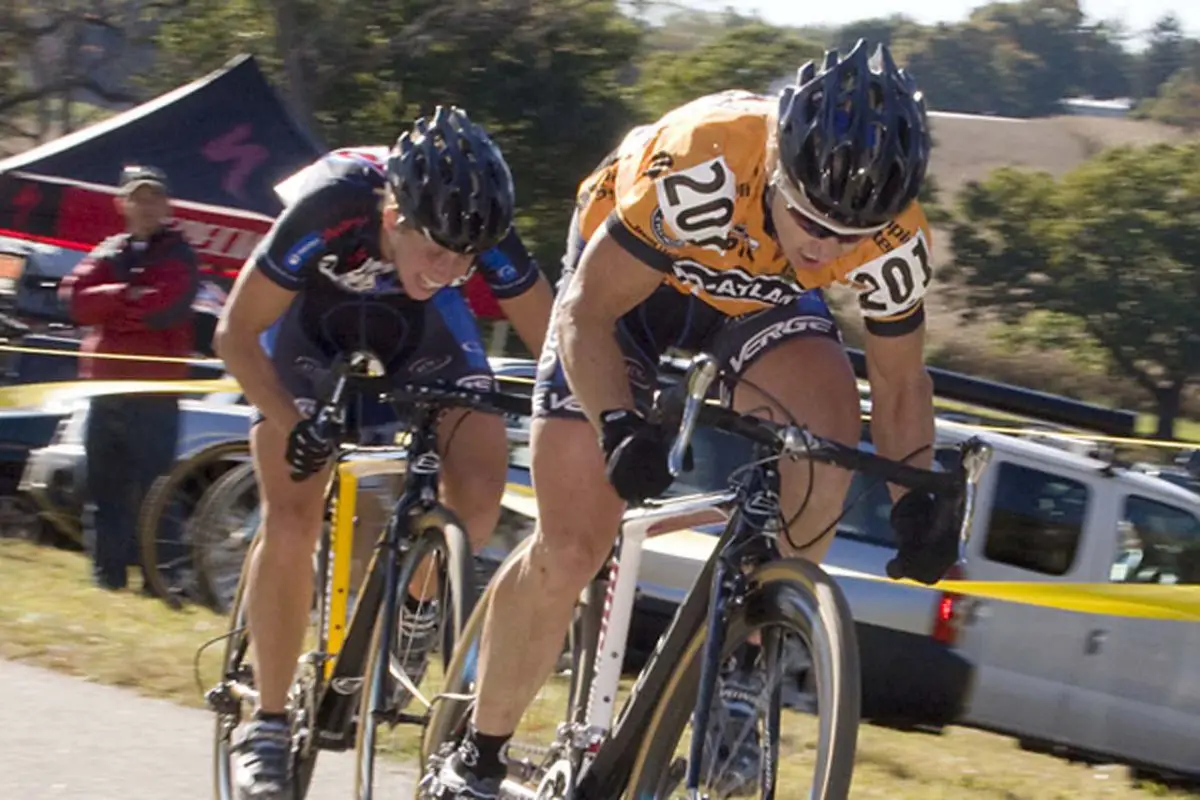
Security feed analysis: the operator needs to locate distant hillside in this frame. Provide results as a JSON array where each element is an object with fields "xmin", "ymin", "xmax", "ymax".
[{"xmin": 926, "ymin": 111, "xmax": 1195, "ymax": 200}]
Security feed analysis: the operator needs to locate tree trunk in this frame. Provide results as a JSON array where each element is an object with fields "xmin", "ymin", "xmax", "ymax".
[
  {"xmin": 1153, "ymin": 382, "xmax": 1183, "ymax": 440},
  {"xmin": 269, "ymin": 0, "xmax": 314, "ymax": 131}
]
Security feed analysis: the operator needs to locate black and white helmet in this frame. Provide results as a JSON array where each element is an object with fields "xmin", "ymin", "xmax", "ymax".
[
  {"xmin": 776, "ymin": 39, "xmax": 932, "ymax": 230},
  {"xmin": 386, "ymin": 106, "xmax": 515, "ymax": 254}
]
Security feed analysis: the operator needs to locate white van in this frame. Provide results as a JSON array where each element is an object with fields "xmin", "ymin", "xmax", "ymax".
[{"xmin": 941, "ymin": 422, "xmax": 1200, "ymax": 780}]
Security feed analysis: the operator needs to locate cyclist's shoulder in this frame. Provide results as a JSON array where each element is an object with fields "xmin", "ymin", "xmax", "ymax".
[
  {"xmin": 277, "ymin": 146, "xmax": 388, "ymax": 213},
  {"xmin": 623, "ymin": 90, "xmax": 772, "ymax": 176}
]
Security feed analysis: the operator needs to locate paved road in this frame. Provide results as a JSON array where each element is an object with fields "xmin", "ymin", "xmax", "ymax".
[{"xmin": 0, "ymin": 659, "xmax": 417, "ymax": 798}]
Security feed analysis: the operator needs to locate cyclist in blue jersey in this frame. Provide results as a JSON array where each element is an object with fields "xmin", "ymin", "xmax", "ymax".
[{"xmin": 213, "ymin": 107, "xmax": 553, "ymax": 800}]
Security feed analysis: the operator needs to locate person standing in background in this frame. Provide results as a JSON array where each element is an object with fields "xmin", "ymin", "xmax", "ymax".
[{"xmin": 58, "ymin": 164, "xmax": 199, "ymax": 591}]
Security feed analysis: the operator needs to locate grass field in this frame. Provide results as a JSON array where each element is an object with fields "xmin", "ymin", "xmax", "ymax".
[{"xmin": 2, "ymin": 538, "xmax": 1198, "ymax": 798}]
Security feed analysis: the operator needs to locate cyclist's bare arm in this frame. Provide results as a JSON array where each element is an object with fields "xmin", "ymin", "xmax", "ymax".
[
  {"xmin": 555, "ymin": 222, "xmax": 663, "ymax": 430},
  {"xmin": 215, "ymin": 265, "xmax": 303, "ymax": 437},
  {"xmin": 862, "ymin": 319, "xmax": 935, "ymax": 500},
  {"xmin": 497, "ymin": 272, "xmax": 554, "ymax": 357}
]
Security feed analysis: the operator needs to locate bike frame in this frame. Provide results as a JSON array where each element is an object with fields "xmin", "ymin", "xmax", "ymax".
[
  {"xmin": 518, "ymin": 433, "xmax": 785, "ymax": 800},
  {"xmin": 309, "ymin": 403, "xmax": 451, "ymax": 749},
  {"xmin": 212, "ymin": 403, "xmax": 453, "ymax": 753}
]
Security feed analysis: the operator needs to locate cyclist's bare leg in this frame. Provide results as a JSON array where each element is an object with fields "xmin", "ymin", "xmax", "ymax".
[
  {"xmin": 398, "ymin": 408, "xmax": 509, "ymax": 601},
  {"xmin": 472, "ymin": 415, "xmax": 623, "ymax": 735},
  {"xmin": 733, "ymin": 336, "xmax": 860, "ymax": 563},
  {"xmin": 247, "ymin": 420, "xmax": 333, "ymax": 714},
  {"xmin": 438, "ymin": 408, "xmax": 508, "ymax": 552}
]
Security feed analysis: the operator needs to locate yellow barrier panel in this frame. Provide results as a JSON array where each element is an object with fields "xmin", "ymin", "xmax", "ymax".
[{"xmin": 0, "ymin": 378, "xmax": 240, "ymax": 409}]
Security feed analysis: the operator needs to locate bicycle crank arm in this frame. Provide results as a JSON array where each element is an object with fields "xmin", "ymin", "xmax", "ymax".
[{"xmin": 498, "ymin": 779, "xmax": 539, "ymax": 800}]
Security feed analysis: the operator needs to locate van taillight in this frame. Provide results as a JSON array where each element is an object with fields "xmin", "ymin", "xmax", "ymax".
[{"xmin": 931, "ymin": 563, "xmax": 965, "ymax": 646}]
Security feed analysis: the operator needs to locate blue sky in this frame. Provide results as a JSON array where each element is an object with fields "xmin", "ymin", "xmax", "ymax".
[{"xmin": 681, "ymin": 0, "xmax": 1198, "ymax": 46}]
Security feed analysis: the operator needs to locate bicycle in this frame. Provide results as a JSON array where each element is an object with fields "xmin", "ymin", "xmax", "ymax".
[
  {"xmin": 420, "ymin": 352, "xmax": 993, "ymax": 799},
  {"xmin": 202, "ymin": 350, "xmax": 529, "ymax": 799}
]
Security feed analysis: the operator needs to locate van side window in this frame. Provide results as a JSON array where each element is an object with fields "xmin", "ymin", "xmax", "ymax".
[
  {"xmin": 984, "ymin": 463, "xmax": 1089, "ymax": 575},
  {"xmin": 1111, "ymin": 496, "xmax": 1200, "ymax": 585}
]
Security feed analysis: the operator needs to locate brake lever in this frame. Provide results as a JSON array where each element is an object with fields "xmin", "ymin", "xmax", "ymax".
[{"xmin": 668, "ymin": 354, "xmax": 718, "ymax": 477}]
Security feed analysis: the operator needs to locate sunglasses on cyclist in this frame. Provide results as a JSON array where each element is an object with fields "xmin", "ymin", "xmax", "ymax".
[{"xmin": 770, "ymin": 168, "xmax": 885, "ymax": 245}]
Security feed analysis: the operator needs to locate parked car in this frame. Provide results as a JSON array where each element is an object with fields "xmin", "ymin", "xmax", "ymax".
[{"xmin": 19, "ymin": 391, "xmax": 253, "ymax": 543}]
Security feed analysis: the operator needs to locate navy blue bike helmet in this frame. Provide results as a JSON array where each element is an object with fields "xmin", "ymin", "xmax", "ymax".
[
  {"xmin": 387, "ymin": 106, "xmax": 515, "ymax": 254},
  {"xmin": 776, "ymin": 39, "xmax": 931, "ymax": 230}
]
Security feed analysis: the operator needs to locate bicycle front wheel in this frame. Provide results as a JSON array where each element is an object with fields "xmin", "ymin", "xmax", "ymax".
[
  {"xmin": 625, "ymin": 558, "xmax": 861, "ymax": 800},
  {"xmin": 354, "ymin": 509, "xmax": 478, "ymax": 798}
]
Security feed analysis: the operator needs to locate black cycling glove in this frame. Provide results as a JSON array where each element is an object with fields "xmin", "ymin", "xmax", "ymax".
[
  {"xmin": 286, "ymin": 417, "xmax": 336, "ymax": 481},
  {"xmin": 886, "ymin": 489, "xmax": 964, "ymax": 585},
  {"xmin": 599, "ymin": 408, "xmax": 674, "ymax": 505}
]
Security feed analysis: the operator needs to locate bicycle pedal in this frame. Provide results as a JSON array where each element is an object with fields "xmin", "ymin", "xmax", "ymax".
[{"xmin": 204, "ymin": 683, "xmax": 239, "ymax": 715}]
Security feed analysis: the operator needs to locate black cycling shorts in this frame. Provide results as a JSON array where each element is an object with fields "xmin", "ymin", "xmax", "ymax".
[
  {"xmin": 532, "ymin": 210, "xmax": 842, "ymax": 420},
  {"xmin": 254, "ymin": 288, "xmax": 495, "ymax": 443}
]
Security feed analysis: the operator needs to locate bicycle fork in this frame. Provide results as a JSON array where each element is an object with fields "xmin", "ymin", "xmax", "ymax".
[{"xmin": 685, "ymin": 464, "xmax": 781, "ymax": 793}]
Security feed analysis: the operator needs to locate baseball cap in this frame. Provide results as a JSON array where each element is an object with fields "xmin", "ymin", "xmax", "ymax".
[{"xmin": 119, "ymin": 164, "xmax": 169, "ymax": 195}]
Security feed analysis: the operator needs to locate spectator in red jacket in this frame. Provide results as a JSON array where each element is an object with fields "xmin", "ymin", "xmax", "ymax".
[{"xmin": 58, "ymin": 164, "xmax": 199, "ymax": 591}]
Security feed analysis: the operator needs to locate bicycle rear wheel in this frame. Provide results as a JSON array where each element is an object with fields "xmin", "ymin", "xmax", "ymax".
[
  {"xmin": 625, "ymin": 558, "xmax": 860, "ymax": 800},
  {"xmin": 354, "ymin": 509, "xmax": 478, "ymax": 798},
  {"xmin": 138, "ymin": 439, "xmax": 250, "ymax": 608}
]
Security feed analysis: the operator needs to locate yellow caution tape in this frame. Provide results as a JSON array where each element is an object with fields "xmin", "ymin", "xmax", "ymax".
[
  {"xmin": 0, "ymin": 357, "xmax": 1196, "ymax": 620},
  {"xmin": 910, "ymin": 579, "xmax": 1200, "ymax": 621},
  {"xmin": 0, "ymin": 343, "xmax": 223, "ymax": 367}
]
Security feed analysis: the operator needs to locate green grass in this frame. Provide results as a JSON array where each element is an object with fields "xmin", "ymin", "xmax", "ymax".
[
  {"xmin": 1, "ymin": 539, "xmax": 1198, "ymax": 798},
  {"xmin": 0, "ymin": 539, "xmax": 227, "ymax": 706}
]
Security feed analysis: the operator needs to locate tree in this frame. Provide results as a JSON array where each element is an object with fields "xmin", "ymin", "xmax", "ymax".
[
  {"xmin": 948, "ymin": 143, "xmax": 1200, "ymax": 438},
  {"xmin": 1137, "ymin": 67, "xmax": 1200, "ymax": 130},
  {"xmin": 152, "ymin": 0, "xmax": 642, "ymax": 279},
  {"xmin": 0, "ymin": 2, "xmax": 156, "ymax": 150},
  {"xmin": 835, "ymin": 15, "xmax": 922, "ymax": 50},
  {"xmin": 1075, "ymin": 20, "xmax": 1133, "ymax": 98},
  {"xmin": 635, "ymin": 22, "xmax": 822, "ymax": 119},
  {"xmin": 1135, "ymin": 14, "xmax": 1190, "ymax": 98}
]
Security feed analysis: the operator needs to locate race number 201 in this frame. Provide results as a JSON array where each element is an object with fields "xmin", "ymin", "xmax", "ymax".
[{"xmin": 847, "ymin": 229, "xmax": 933, "ymax": 319}]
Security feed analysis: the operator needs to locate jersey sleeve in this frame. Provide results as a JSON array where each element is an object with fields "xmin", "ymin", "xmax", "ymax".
[
  {"xmin": 607, "ymin": 118, "xmax": 753, "ymax": 272},
  {"xmin": 474, "ymin": 227, "xmax": 541, "ymax": 299},
  {"xmin": 844, "ymin": 204, "xmax": 935, "ymax": 338},
  {"xmin": 250, "ymin": 180, "xmax": 374, "ymax": 291}
]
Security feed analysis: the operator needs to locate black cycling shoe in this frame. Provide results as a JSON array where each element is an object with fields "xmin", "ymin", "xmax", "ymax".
[
  {"xmin": 420, "ymin": 747, "xmax": 503, "ymax": 799},
  {"xmin": 231, "ymin": 718, "xmax": 294, "ymax": 800}
]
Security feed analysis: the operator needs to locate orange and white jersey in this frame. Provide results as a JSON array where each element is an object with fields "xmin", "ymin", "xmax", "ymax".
[{"xmin": 574, "ymin": 90, "xmax": 933, "ymax": 334}]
